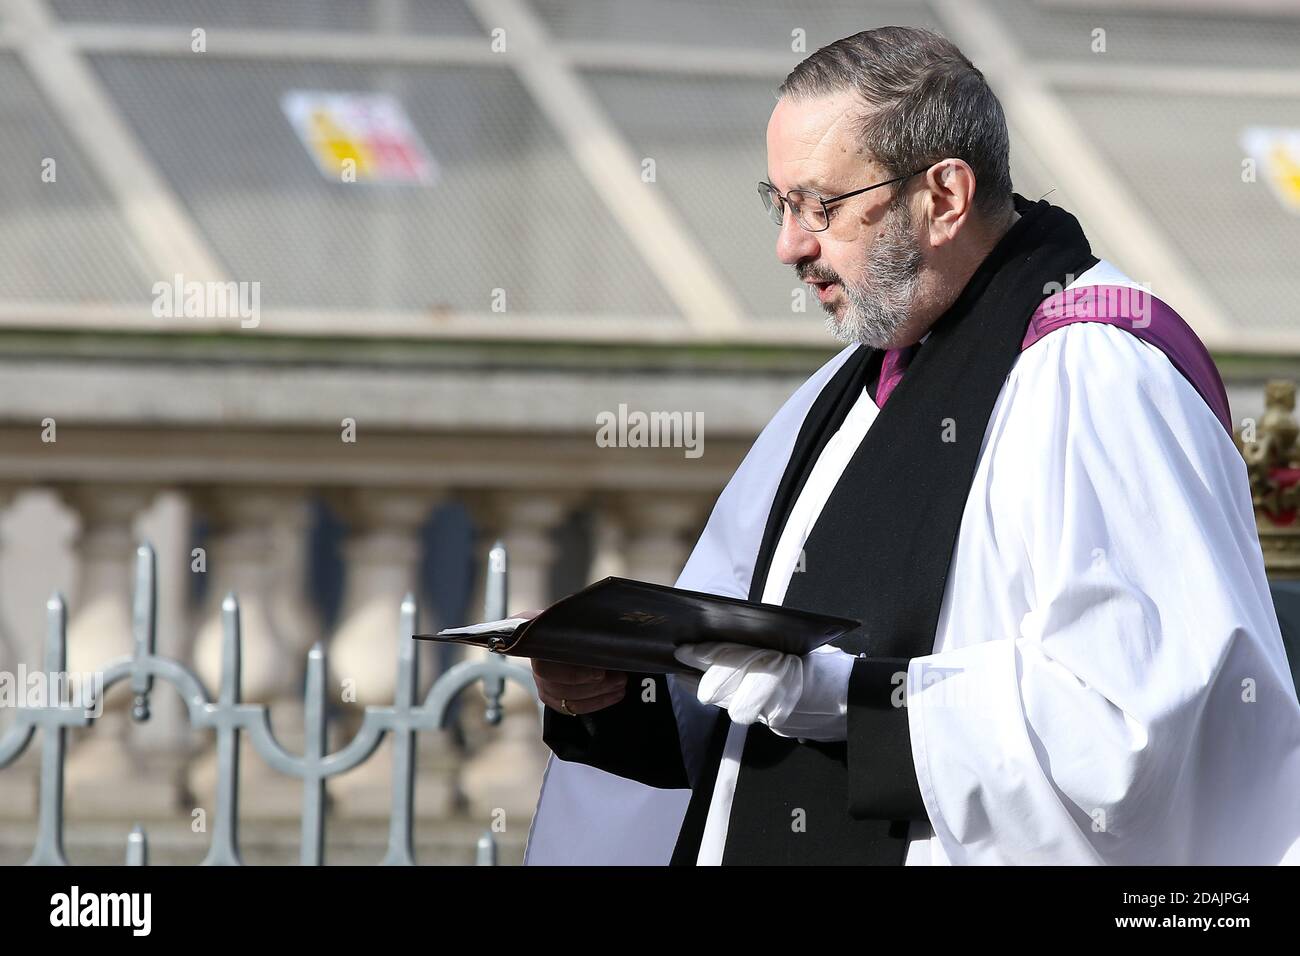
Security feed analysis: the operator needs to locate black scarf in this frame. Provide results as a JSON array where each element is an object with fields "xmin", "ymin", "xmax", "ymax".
[{"xmin": 670, "ymin": 195, "xmax": 1098, "ymax": 865}]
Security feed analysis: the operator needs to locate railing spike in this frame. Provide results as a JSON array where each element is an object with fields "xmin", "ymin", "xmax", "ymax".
[
  {"xmin": 301, "ymin": 641, "xmax": 327, "ymax": 866},
  {"xmin": 131, "ymin": 543, "xmax": 157, "ymax": 720},
  {"xmin": 44, "ymin": 592, "xmax": 67, "ymax": 677},
  {"xmin": 383, "ymin": 593, "xmax": 419, "ymax": 865},
  {"xmin": 27, "ymin": 592, "xmax": 70, "ymax": 865},
  {"xmin": 126, "ymin": 825, "xmax": 148, "ymax": 866},
  {"xmin": 475, "ymin": 830, "xmax": 498, "ymax": 866},
  {"xmin": 484, "ymin": 540, "xmax": 508, "ymax": 621},
  {"xmin": 219, "ymin": 593, "xmax": 242, "ymax": 707},
  {"xmin": 7, "ymin": 543, "xmax": 525, "ymax": 867}
]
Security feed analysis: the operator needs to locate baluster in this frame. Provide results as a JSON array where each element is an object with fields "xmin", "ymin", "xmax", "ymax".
[
  {"xmin": 329, "ymin": 489, "xmax": 434, "ymax": 820},
  {"xmin": 460, "ymin": 529, "xmax": 550, "ymax": 830},
  {"xmin": 63, "ymin": 486, "xmax": 160, "ymax": 818}
]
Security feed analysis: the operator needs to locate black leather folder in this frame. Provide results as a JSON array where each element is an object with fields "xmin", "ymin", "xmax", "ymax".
[{"xmin": 413, "ymin": 576, "xmax": 861, "ymax": 675}]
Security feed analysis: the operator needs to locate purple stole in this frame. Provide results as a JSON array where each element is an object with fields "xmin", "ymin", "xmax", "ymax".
[{"xmin": 1022, "ymin": 283, "xmax": 1232, "ymax": 435}]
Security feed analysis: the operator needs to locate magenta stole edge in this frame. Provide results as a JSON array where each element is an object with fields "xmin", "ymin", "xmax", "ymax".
[
  {"xmin": 1020, "ymin": 284, "xmax": 1233, "ymax": 436},
  {"xmin": 873, "ymin": 284, "xmax": 1231, "ymax": 435}
]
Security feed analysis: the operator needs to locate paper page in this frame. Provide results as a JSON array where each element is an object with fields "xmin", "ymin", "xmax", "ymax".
[{"xmin": 435, "ymin": 617, "xmax": 530, "ymax": 638}]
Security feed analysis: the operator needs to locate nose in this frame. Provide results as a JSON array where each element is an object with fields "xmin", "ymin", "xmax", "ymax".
[{"xmin": 776, "ymin": 210, "xmax": 819, "ymax": 266}]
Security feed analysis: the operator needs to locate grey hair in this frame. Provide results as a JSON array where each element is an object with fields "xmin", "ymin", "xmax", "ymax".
[{"xmin": 778, "ymin": 26, "xmax": 1014, "ymax": 219}]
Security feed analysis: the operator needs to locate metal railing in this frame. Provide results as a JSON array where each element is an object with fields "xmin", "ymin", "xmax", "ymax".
[{"xmin": 0, "ymin": 540, "xmax": 538, "ymax": 865}]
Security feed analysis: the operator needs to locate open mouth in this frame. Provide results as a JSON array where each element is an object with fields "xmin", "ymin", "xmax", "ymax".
[{"xmin": 809, "ymin": 280, "xmax": 840, "ymax": 302}]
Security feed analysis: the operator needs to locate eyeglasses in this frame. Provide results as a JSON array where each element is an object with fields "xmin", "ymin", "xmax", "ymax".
[{"xmin": 758, "ymin": 167, "xmax": 930, "ymax": 232}]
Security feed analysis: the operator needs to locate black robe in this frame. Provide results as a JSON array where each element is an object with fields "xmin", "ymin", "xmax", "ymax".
[{"xmin": 544, "ymin": 195, "xmax": 1097, "ymax": 865}]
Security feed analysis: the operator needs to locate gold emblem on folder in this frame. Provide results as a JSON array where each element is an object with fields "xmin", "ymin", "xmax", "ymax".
[{"xmin": 618, "ymin": 610, "xmax": 668, "ymax": 626}]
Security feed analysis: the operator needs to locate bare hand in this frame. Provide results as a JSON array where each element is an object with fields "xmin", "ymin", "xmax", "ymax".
[
  {"xmin": 531, "ymin": 659, "xmax": 628, "ymax": 716},
  {"xmin": 512, "ymin": 608, "xmax": 628, "ymax": 716}
]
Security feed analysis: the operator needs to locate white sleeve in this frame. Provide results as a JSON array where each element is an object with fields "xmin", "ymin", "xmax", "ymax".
[{"xmin": 907, "ymin": 323, "xmax": 1300, "ymax": 864}]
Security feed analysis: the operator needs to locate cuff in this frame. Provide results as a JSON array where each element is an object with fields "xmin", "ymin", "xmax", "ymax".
[
  {"xmin": 765, "ymin": 647, "xmax": 854, "ymax": 742},
  {"xmin": 541, "ymin": 672, "xmax": 689, "ymax": 790},
  {"xmin": 846, "ymin": 656, "xmax": 927, "ymax": 821}
]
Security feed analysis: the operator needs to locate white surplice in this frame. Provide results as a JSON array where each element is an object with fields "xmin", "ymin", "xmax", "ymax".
[{"xmin": 524, "ymin": 261, "xmax": 1300, "ymax": 866}]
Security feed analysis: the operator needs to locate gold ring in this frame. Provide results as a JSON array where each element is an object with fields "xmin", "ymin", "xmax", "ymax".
[{"xmin": 561, "ymin": 698, "xmax": 576, "ymax": 717}]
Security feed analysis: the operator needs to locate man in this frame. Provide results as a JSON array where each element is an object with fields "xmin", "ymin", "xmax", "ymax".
[{"xmin": 523, "ymin": 27, "xmax": 1300, "ymax": 865}]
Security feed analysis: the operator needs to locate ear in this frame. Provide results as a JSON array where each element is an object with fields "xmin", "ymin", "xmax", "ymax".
[{"xmin": 921, "ymin": 159, "xmax": 977, "ymax": 247}]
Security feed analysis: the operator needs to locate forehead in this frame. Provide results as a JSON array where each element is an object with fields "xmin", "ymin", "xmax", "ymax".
[{"xmin": 765, "ymin": 91, "xmax": 876, "ymax": 191}]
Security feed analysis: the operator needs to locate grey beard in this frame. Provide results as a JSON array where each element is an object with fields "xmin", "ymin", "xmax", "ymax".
[{"xmin": 824, "ymin": 200, "xmax": 922, "ymax": 348}]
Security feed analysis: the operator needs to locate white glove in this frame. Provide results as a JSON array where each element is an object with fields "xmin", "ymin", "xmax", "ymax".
[{"xmin": 672, "ymin": 642, "xmax": 855, "ymax": 741}]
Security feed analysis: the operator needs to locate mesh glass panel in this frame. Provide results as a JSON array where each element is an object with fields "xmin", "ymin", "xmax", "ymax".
[
  {"xmin": 987, "ymin": 0, "xmax": 1300, "ymax": 68},
  {"xmin": 1059, "ymin": 86, "xmax": 1300, "ymax": 331},
  {"xmin": 532, "ymin": 0, "xmax": 943, "ymax": 50},
  {"xmin": 583, "ymin": 69, "xmax": 800, "ymax": 320},
  {"xmin": 0, "ymin": 54, "xmax": 152, "ymax": 303},
  {"xmin": 89, "ymin": 55, "xmax": 680, "ymax": 317},
  {"xmin": 50, "ymin": 0, "xmax": 484, "ymax": 35}
]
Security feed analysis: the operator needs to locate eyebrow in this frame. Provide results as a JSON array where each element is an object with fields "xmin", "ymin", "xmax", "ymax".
[{"xmin": 768, "ymin": 174, "xmax": 832, "ymax": 195}]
